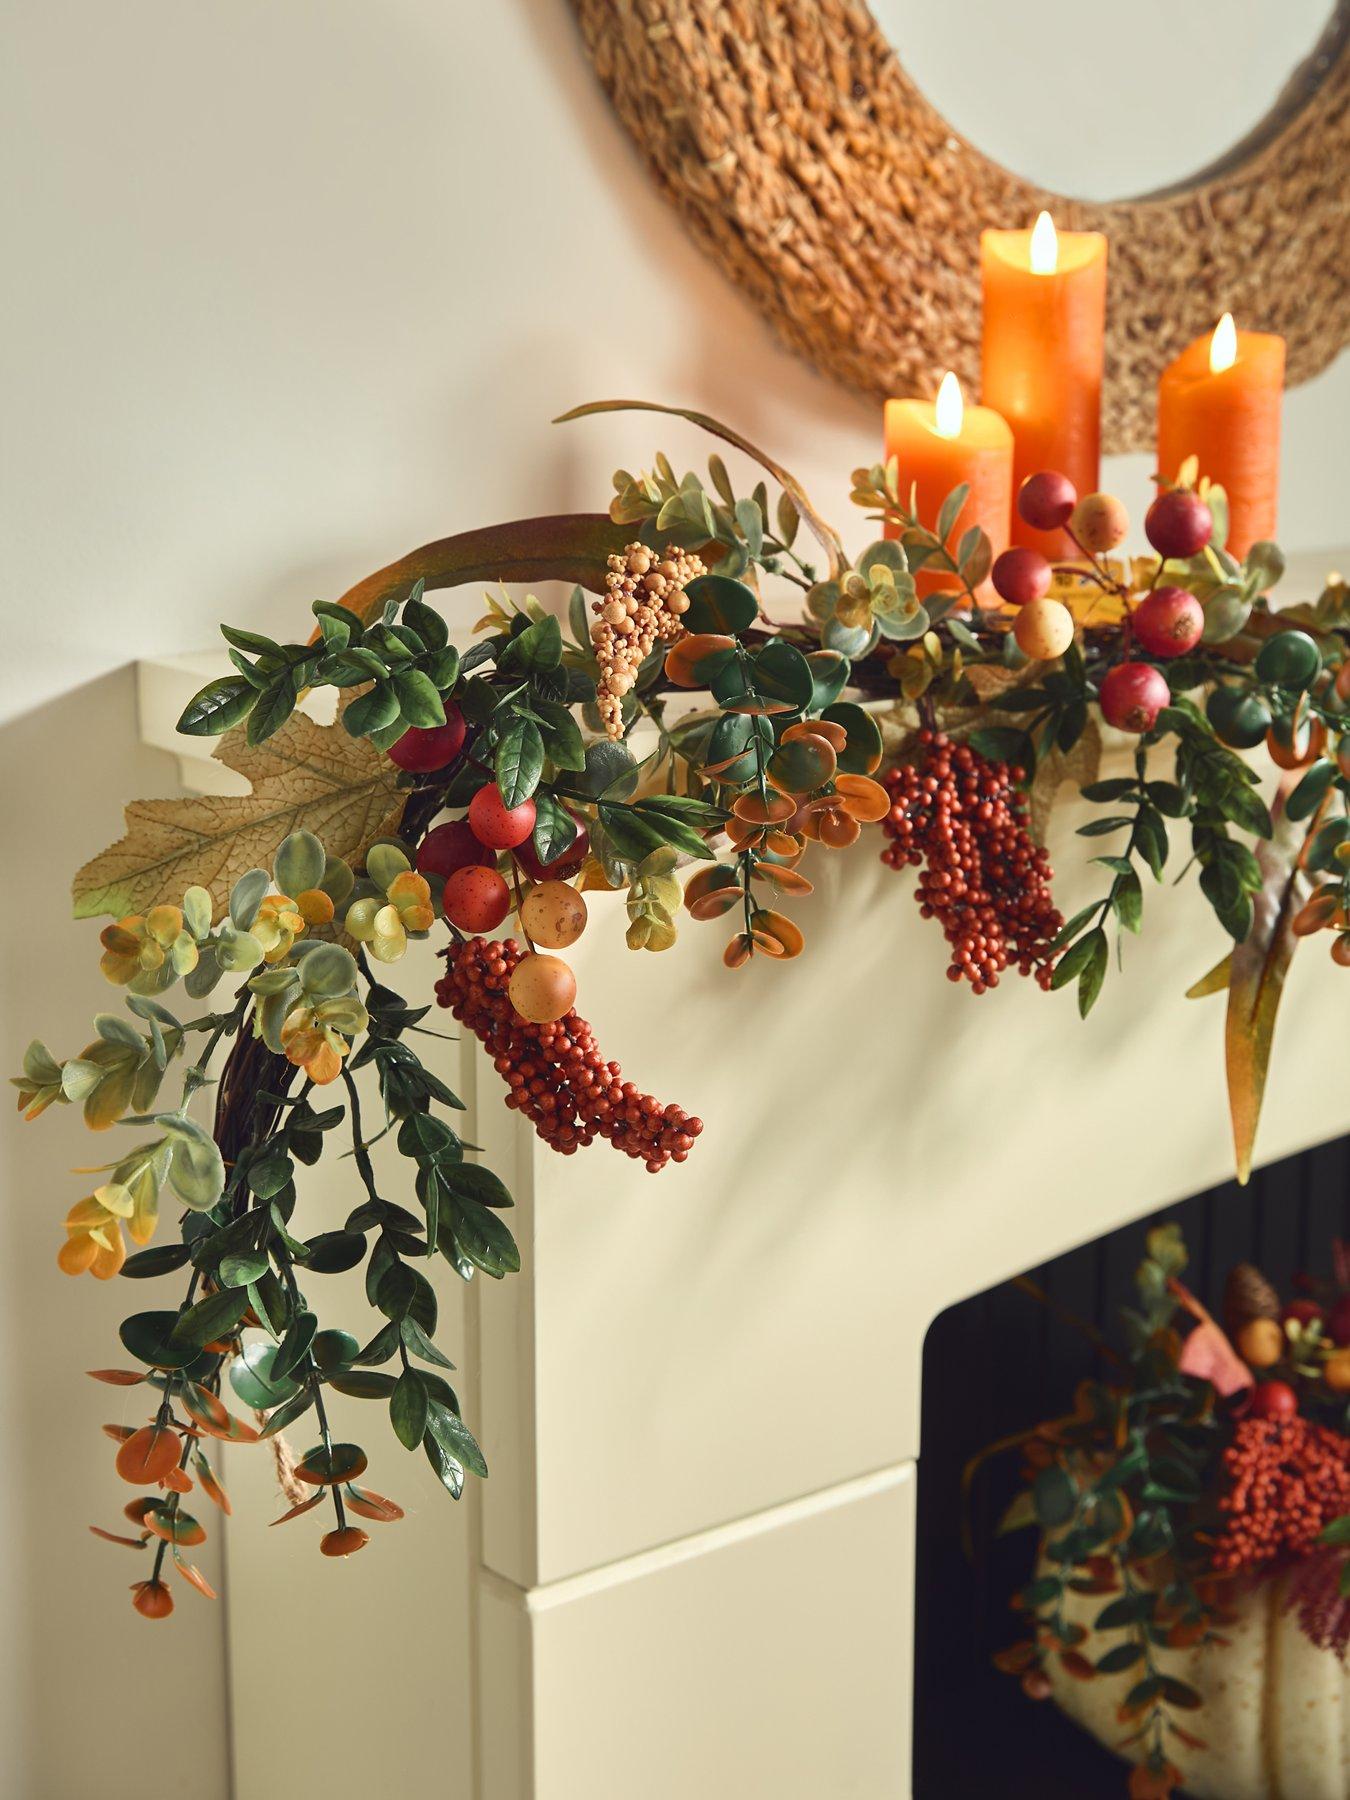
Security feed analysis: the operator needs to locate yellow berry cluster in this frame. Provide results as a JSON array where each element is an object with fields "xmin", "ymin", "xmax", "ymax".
[{"xmin": 592, "ymin": 542, "xmax": 703, "ymax": 737}]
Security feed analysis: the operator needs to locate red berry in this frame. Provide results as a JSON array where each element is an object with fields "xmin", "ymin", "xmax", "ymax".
[
  {"xmin": 1099, "ymin": 662, "xmax": 1170, "ymax": 734},
  {"xmin": 1017, "ymin": 471, "xmax": 1077, "ymax": 533},
  {"xmin": 1249, "ymin": 1379, "xmax": 1298, "ymax": 1420},
  {"xmin": 386, "ymin": 705, "xmax": 466, "ymax": 773},
  {"xmin": 1145, "ymin": 489, "xmax": 1213, "ymax": 560},
  {"xmin": 1327, "ymin": 1295, "xmax": 1350, "ymax": 1346},
  {"xmin": 443, "ymin": 865, "xmax": 511, "ymax": 933},
  {"xmin": 991, "ymin": 546, "xmax": 1052, "ymax": 607},
  {"xmin": 513, "ymin": 812, "xmax": 590, "ymax": 882},
  {"xmin": 416, "ymin": 819, "xmax": 493, "ymax": 882},
  {"xmin": 1131, "ymin": 586, "xmax": 1204, "ymax": 659},
  {"xmin": 467, "ymin": 783, "xmax": 537, "ymax": 851}
]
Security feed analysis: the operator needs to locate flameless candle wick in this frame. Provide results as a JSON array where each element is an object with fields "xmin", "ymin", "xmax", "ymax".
[
  {"xmin": 934, "ymin": 371, "xmax": 963, "ymax": 439},
  {"xmin": 1210, "ymin": 312, "xmax": 1238, "ymax": 374},
  {"xmin": 1029, "ymin": 210, "xmax": 1058, "ymax": 276}
]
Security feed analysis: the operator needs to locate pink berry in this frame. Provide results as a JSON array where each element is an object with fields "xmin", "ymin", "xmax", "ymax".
[
  {"xmin": 1145, "ymin": 489, "xmax": 1213, "ymax": 560},
  {"xmin": 1249, "ymin": 1379, "xmax": 1298, "ymax": 1421},
  {"xmin": 387, "ymin": 704, "xmax": 466, "ymax": 773},
  {"xmin": 1017, "ymin": 471, "xmax": 1077, "ymax": 533},
  {"xmin": 1099, "ymin": 662, "xmax": 1170, "ymax": 734},
  {"xmin": 1131, "ymin": 586, "xmax": 1204, "ymax": 659},
  {"xmin": 991, "ymin": 546, "xmax": 1052, "ymax": 608},
  {"xmin": 442, "ymin": 864, "xmax": 511, "ymax": 934},
  {"xmin": 416, "ymin": 818, "xmax": 493, "ymax": 882},
  {"xmin": 467, "ymin": 783, "xmax": 537, "ymax": 851}
]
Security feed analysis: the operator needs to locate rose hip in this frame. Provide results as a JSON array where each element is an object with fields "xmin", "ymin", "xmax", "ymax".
[
  {"xmin": 992, "ymin": 546, "xmax": 1052, "ymax": 608},
  {"xmin": 1145, "ymin": 488, "xmax": 1213, "ymax": 560},
  {"xmin": 468, "ymin": 783, "xmax": 536, "ymax": 851},
  {"xmin": 1017, "ymin": 470, "xmax": 1077, "ymax": 533},
  {"xmin": 1099, "ymin": 662, "xmax": 1170, "ymax": 734},
  {"xmin": 1131, "ymin": 586, "xmax": 1204, "ymax": 659},
  {"xmin": 387, "ymin": 705, "xmax": 466, "ymax": 773},
  {"xmin": 416, "ymin": 819, "xmax": 494, "ymax": 882}
]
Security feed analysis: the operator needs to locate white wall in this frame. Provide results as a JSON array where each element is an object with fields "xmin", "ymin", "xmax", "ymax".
[{"xmin": 1, "ymin": 3, "xmax": 1345, "ymax": 1796}]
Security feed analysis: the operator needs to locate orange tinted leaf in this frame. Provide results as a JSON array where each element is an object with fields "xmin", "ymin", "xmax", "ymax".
[
  {"xmin": 688, "ymin": 886, "xmax": 744, "ymax": 921},
  {"xmin": 193, "ymin": 1454, "xmax": 232, "ymax": 1515},
  {"xmin": 89, "ymin": 1525, "xmax": 149, "ymax": 1550},
  {"xmin": 270, "ymin": 1493, "xmax": 325, "ymax": 1526},
  {"xmin": 144, "ymin": 1508, "xmax": 206, "ymax": 1548},
  {"xmin": 102, "ymin": 1423, "xmax": 134, "ymax": 1443},
  {"xmin": 723, "ymin": 935, "xmax": 752, "ymax": 969},
  {"xmin": 1058, "ymin": 1650, "xmax": 1096, "ymax": 1681},
  {"xmin": 130, "ymin": 1578, "xmax": 175, "ymax": 1620},
  {"xmin": 319, "ymin": 1526, "xmax": 370, "ymax": 1557},
  {"xmin": 181, "ymin": 1381, "xmax": 260, "ymax": 1444},
  {"xmin": 342, "ymin": 1484, "xmax": 405, "ymax": 1524},
  {"xmin": 115, "ymin": 1425, "xmax": 181, "ymax": 1486},
  {"xmin": 161, "ymin": 1467, "xmax": 194, "ymax": 1495},
  {"xmin": 87, "ymin": 1368, "xmax": 144, "ymax": 1387},
  {"xmin": 834, "ymin": 773, "xmax": 890, "ymax": 823},
  {"xmin": 751, "ymin": 863, "xmax": 813, "ymax": 896},
  {"xmin": 172, "ymin": 1556, "xmax": 218, "ymax": 1600}
]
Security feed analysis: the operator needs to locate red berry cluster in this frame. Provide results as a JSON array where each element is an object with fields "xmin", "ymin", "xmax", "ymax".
[
  {"xmin": 435, "ymin": 937, "xmax": 701, "ymax": 1172},
  {"xmin": 877, "ymin": 732, "xmax": 1063, "ymax": 992},
  {"xmin": 1210, "ymin": 1415, "xmax": 1350, "ymax": 1575}
]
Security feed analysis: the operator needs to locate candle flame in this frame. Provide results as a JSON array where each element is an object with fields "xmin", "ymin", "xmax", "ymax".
[
  {"xmin": 1029, "ymin": 210, "xmax": 1058, "ymax": 275},
  {"xmin": 934, "ymin": 371, "xmax": 963, "ymax": 438},
  {"xmin": 1210, "ymin": 311, "xmax": 1238, "ymax": 373}
]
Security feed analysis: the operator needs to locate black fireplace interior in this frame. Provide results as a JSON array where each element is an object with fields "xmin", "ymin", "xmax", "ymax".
[{"xmin": 912, "ymin": 1132, "xmax": 1350, "ymax": 1798}]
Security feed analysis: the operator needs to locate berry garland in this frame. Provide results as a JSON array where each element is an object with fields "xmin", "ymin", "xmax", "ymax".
[{"xmin": 13, "ymin": 399, "xmax": 1350, "ymax": 1625}]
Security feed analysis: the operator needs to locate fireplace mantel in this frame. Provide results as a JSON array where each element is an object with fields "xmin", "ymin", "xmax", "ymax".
[{"xmin": 135, "ymin": 608, "xmax": 1350, "ymax": 1797}]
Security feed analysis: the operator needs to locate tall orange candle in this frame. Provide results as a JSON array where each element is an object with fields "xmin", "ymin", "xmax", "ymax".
[
  {"xmin": 981, "ymin": 213, "xmax": 1107, "ymax": 557},
  {"xmin": 1157, "ymin": 313, "xmax": 1284, "ymax": 560},
  {"xmin": 883, "ymin": 373, "xmax": 1012, "ymax": 600}
]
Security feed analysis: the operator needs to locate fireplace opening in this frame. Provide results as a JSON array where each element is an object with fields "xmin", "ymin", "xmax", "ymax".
[{"xmin": 911, "ymin": 1134, "xmax": 1350, "ymax": 1798}]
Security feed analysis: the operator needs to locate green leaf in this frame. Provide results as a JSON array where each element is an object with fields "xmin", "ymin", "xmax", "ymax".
[
  {"xmin": 425, "ymin": 1399, "xmax": 488, "ymax": 1478},
  {"xmin": 1077, "ymin": 928, "xmax": 1109, "ymax": 1017},
  {"xmin": 1096, "ymin": 1643, "xmax": 1144, "ymax": 1675},
  {"xmin": 596, "ymin": 802, "xmax": 667, "ymax": 864},
  {"xmin": 1318, "ymin": 1515, "xmax": 1350, "ymax": 1547},
  {"xmin": 440, "ymin": 1160, "xmax": 513, "ymax": 1209},
  {"xmin": 390, "ymin": 1369, "xmax": 429, "ymax": 1449},
  {"xmin": 494, "ymin": 719, "xmax": 546, "ymax": 809},
  {"xmin": 177, "ymin": 676, "xmax": 257, "ymax": 738},
  {"xmin": 119, "ymin": 1244, "xmax": 191, "ymax": 1280},
  {"xmin": 751, "ymin": 639, "xmax": 814, "ymax": 711},
  {"xmin": 343, "ymin": 681, "xmax": 401, "ymax": 738},
  {"xmin": 1033, "ymin": 1463, "xmax": 1076, "ymax": 1527},
  {"xmin": 219, "ymin": 1251, "xmax": 270, "ymax": 1288},
  {"xmin": 936, "ymin": 483, "xmax": 970, "ymax": 544},
  {"xmin": 246, "ymin": 671, "xmax": 299, "ymax": 745},
  {"xmin": 1111, "ymin": 870, "xmax": 1143, "ymax": 934},
  {"xmin": 681, "ymin": 574, "xmax": 759, "ymax": 635},
  {"xmin": 400, "ymin": 1316, "xmax": 456, "ymax": 1369},
  {"xmin": 271, "ymin": 1311, "xmax": 318, "ymax": 1382},
  {"xmin": 171, "ymin": 1287, "xmax": 249, "ymax": 1349},
  {"xmin": 969, "ymin": 726, "xmax": 1032, "ymax": 767},
  {"xmin": 229, "ymin": 1341, "xmax": 302, "ymax": 1409},
  {"xmin": 392, "ymin": 667, "xmax": 447, "ymax": 728},
  {"xmin": 498, "ymin": 615, "xmax": 563, "ymax": 677},
  {"xmin": 531, "ymin": 790, "xmax": 579, "ymax": 867},
  {"xmin": 534, "ymin": 700, "xmax": 586, "ymax": 773}
]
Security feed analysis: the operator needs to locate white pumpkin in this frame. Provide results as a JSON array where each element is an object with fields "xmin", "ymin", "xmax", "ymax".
[{"xmin": 1044, "ymin": 1558, "xmax": 1350, "ymax": 1798}]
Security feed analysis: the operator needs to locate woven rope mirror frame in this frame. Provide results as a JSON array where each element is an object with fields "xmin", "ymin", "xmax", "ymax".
[{"xmin": 571, "ymin": 0, "xmax": 1350, "ymax": 451}]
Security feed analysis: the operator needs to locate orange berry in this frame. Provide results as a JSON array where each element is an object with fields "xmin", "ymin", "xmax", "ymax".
[
  {"xmin": 1236, "ymin": 1317, "xmax": 1284, "ymax": 1369},
  {"xmin": 518, "ymin": 882, "xmax": 587, "ymax": 950},
  {"xmin": 507, "ymin": 952, "xmax": 577, "ymax": 1024}
]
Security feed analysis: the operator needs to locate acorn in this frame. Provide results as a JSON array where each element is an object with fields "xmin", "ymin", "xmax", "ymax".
[{"xmin": 1222, "ymin": 1261, "xmax": 1280, "ymax": 1337}]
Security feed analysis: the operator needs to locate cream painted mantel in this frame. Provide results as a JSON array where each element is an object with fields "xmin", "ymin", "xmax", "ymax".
[{"xmin": 137, "ymin": 619, "xmax": 1350, "ymax": 1799}]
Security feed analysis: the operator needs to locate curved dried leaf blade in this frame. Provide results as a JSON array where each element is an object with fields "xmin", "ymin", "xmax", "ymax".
[
  {"xmin": 1225, "ymin": 783, "xmax": 1310, "ymax": 1183},
  {"xmin": 72, "ymin": 706, "xmax": 407, "ymax": 920},
  {"xmin": 332, "ymin": 514, "xmax": 629, "ymax": 624}
]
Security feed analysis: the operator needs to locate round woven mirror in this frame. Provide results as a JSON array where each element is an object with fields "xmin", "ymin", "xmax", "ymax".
[{"xmin": 570, "ymin": 0, "xmax": 1350, "ymax": 451}]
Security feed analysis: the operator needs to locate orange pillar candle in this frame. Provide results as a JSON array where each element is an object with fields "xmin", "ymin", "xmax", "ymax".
[
  {"xmin": 883, "ymin": 373, "xmax": 1012, "ymax": 600},
  {"xmin": 981, "ymin": 213, "xmax": 1107, "ymax": 557},
  {"xmin": 1157, "ymin": 313, "xmax": 1285, "ymax": 560}
]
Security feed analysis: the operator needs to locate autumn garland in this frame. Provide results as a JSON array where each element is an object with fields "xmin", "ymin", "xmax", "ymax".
[{"xmin": 13, "ymin": 400, "xmax": 1350, "ymax": 1621}]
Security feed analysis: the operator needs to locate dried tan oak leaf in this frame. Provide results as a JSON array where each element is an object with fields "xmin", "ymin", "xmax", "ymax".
[{"xmin": 72, "ymin": 709, "xmax": 406, "ymax": 921}]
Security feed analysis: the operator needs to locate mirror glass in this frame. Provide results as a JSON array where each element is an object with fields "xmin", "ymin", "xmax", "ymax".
[{"xmin": 871, "ymin": 0, "xmax": 1337, "ymax": 201}]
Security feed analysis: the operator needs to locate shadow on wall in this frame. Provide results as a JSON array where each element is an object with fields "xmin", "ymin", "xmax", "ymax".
[{"xmin": 0, "ymin": 670, "xmax": 232, "ymax": 1800}]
